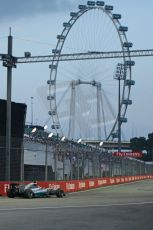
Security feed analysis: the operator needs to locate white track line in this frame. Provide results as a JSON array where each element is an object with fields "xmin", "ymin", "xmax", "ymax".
[{"xmin": 0, "ymin": 201, "xmax": 153, "ymax": 212}]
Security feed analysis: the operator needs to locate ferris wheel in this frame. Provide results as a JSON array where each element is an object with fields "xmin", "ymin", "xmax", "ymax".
[{"xmin": 47, "ymin": 1, "xmax": 135, "ymax": 141}]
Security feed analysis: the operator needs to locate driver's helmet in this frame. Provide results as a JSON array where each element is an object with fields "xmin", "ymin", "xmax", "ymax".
[{"xmin": 33, "ymin": 181, "xmax": 37, "ymax": 187}]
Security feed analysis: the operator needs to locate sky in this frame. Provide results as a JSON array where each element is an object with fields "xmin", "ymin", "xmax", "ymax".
[{"xmin": 0, "ymin": 0, "xmax": 153, "ymax": 140}]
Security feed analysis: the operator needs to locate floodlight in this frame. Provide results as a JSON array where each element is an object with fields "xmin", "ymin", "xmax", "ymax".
[
  {"xmin": 48, "ymin": 133, "xmax": 53, "ymax": 138},
  {"xmin": 99, "ymin": 141, "xmax": 103, "ymax": 146},
  {"xmin": 77, "ymin": 138, "xmax": 82, "ymax": 143},
  {"xmin": 31, "ymin": 127, "xmax": 37, "ymax": 133}
]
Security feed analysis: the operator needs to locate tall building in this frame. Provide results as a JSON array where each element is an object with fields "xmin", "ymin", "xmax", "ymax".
[{"xmin": 0, "ymin": 99, "xmax": 27, "ymax": 180}]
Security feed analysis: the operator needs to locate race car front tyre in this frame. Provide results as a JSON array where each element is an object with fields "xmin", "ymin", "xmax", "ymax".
[{"xmin": 56, "ymin": 189, "xmax": 65, "ymax": 198}]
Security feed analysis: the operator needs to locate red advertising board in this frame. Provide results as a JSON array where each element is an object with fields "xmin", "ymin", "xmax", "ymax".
[
  {"xmin": 112, "ymin": 151, "xmax": 143, "ymax": 158},
  {"xmin": 0, "ymin": 175, "xmax": 153, "ymax": 196}
]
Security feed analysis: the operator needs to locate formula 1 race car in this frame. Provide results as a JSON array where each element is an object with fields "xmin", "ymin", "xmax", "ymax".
[{"xmin": 7, "ymin": 182, "xmax": 65, "ymax": 199}]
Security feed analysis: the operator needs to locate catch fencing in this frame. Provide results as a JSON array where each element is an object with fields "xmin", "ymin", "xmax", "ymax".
[{"xmin": 0, "ymin": 137, "xmax": 152, "ymax": 181}]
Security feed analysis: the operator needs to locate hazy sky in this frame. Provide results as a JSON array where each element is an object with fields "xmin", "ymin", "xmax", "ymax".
[{"xmin": 0, "ymin": 0, "xmax": 153, "ymax": 140}]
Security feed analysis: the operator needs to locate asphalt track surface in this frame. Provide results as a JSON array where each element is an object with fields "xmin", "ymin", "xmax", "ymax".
[{"xmin": 0, "ymin": 180, "xmax": 153, "ymax": 230}]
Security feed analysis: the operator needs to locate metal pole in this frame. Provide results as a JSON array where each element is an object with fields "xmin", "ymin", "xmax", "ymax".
[
  {"xmin": 30, "ymin": 96, "xmax": 34, "ymax": 125},
  {"xmin": 109, "ymin": 158, "xmax": 112, "ymax": 177},
  {"xmin": 68, "ymin": 82, "xmax": 75, "ymax": 139},
  {"xmin": 54, "ymin": 144, "xmax": 57, "ymax": 181},
  {"xmin": 63, "ymin": 151, "xmax": 65, "ymax": 180},
  {"xmin": 88, "ymin": 154, "xmax": 90, "ymax": 178},
  {"xmin": 5, "ymin": 28, "xmax": 13, "ymax": 181},
  {"xmin": 70, "ymin": 151, "xmax": 73, "ymax": 180},
  {"xmin": 118, "ymin": 77, "xmax": 121, "ymax": 152},
  {"xmin": 45, "ymin": 141, "xmax": 48, "ymax": 181},
  {"xmin": 20, "ymin": 143, "xmax": 24, "ymax": 181},
  {"xmin": 77, "ymin": 152, "xmax": 79, "ymax": 180},
  {"xmin": 97, "ymin": 84, "xmax": 101, "ymax": 140},
  {"xmin": 114, "ymin": 63, "xmax": 123, "ymax": 153}
]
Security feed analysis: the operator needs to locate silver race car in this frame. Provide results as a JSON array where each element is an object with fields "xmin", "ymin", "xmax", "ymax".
[{"xmin": 7, "ymin": 182, "xmax": 65, "ymax": 198}]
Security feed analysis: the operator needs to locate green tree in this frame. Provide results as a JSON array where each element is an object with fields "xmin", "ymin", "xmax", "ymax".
[
  {"xmin": 145, "ymin": 133, "xmax": 153, "ymax": 161},
  {"xmin": 130, "ymin": 137, "xmax": 146, "ymax": 151}
]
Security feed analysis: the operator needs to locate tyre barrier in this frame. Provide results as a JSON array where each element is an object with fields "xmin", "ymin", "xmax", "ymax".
[{"xmin": 0, "ymin": 175, "xmax": 153, "ymax": 196}]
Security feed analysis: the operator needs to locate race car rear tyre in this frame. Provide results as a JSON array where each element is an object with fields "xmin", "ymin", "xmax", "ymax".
[{"xmin": 7, "ymin": 191, "xmax": 15, "ymax": 198}]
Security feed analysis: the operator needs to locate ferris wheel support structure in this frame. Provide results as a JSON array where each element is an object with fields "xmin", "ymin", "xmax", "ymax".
[{"xmin": 68, "ymin": 80, "xmax": 104, "ymax": 140}]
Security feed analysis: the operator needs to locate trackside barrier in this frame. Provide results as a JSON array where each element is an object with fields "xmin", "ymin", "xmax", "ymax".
[{"xmin": 0, "ymin": 175, "xmax": 153, "ymax": 196}]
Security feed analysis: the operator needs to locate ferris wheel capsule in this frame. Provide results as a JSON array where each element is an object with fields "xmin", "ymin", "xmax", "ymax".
[
  {"xmin": 51, "ymin": 124, "xmax": 60, "ymax": 129},
  {"xmin": 123, "ymin": 42, "xmax": 133, "ymax": 48},
  {"xmin": 52, "ymin": 49, "xmax": 61, "ymax": 54},
  {"xmin": 70, "ymin": 12, "xmax": 78, "ymax": 17},
  {"xmin": 120, "ymin": 117, "xmax": 127, "ymax": 123},
  {"xmin": 105, "ymin": 5, "xmax": 113, "ymax": 11},
  {"xmin": 125, "ymin": 80, "xmax": 135, "ymax": 86},
  {"xmin": 125, "ymin": 60, "xmax": 135, "ymax": 66},
  {"xmin": 78, "ymin": 5, "xmax": 87, "ymax": 10},
  {"xmin": 47, "ymin": 80, "xmax": 55, "ymax": 85},
  {"xmin": 96, "ymin": 1, "xmax": 105, "ymax": 6},
  {"xmin": 119, "ymin": 26, "xmax": 128, "ymax": 32},
  {"xmin": 57, "ymin": 35, "xmax": 65, "ymax": 40},
  {"xmin": 112, "ymin": 14, "xmax": 121, "ymax": 20},
  {"xmin": 48, "ymin": 110, "xmax": 57, "ymax": 116},
  {"xmin": 47, "ymin": 95, "xmax": 55, "ymax": 100},
  {"xmin": 87, "ymin": 1, "xmax": 96, "ymax": 6},
  {"xmin": 63, "ymin": 22, "xmax": 71, "ymax": 28},
  {"xmin": 122, "ymin": 99, "xmax": 132, "ymax": 105},
  {"xmin": 49, "ymin": 64, "xmax": 57, "ymax": 69}
]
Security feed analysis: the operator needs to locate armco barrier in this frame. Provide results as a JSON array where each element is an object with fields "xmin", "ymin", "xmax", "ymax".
[{"xmin": 0, "ymin": 175, "xmax": 153, "ymax": 196}]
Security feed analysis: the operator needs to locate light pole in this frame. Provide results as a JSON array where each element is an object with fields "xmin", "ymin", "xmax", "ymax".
[
  {"xmin": 30, "ymin": 96, "xmax": 34, "ymax": 125},
  {"xmin": 45, "ymin": 139, "xmax": 48, "ymax": 181},
  {"xmin": 44, "ymin": 126, "xmax": 53, "ymax": 181},
  {"xmin": 44, "ymin": 126, "xmax": 48, "ymax": 182},
  {"xmin": 77, "ymin": 138, "xmax": 82, "ymax": 179},
  {"xmin": 4, "ymin": 28, "xmax": 16, "ymax": 181},
  {"xmin": 46, "ymin": 132, "xmax": 56, "ymax": 182},
  {"xmin": 114, "ymin": 63, "xmax": 125, "ymax": 152}
]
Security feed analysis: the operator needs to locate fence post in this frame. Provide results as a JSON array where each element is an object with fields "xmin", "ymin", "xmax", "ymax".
[{"xmin": 20, "ymin": 143, "xmax": 24, "ymax": 181}]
